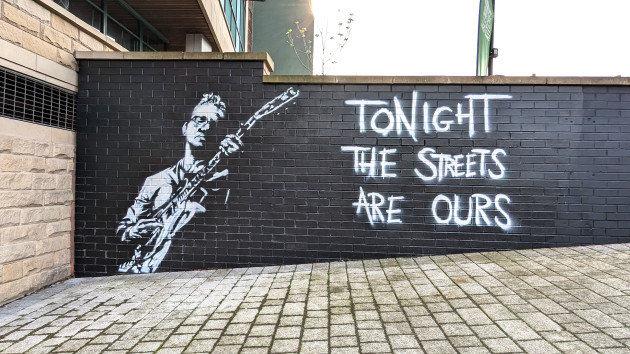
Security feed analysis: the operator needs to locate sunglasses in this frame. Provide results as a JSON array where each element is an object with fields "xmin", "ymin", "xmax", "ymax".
[{"xmin": 191, "ymin": 115, "xmax": 214, "ymax": 126}]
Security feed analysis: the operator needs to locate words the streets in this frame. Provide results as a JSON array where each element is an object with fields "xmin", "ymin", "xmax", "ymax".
[{"xmin": 342, "ymin": 92, "xmax": 514, "ymax": 230}]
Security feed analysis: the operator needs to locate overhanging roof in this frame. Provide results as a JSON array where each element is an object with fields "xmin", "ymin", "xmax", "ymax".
[{"xmin": 118, "ymin": 0, "xmax": 233, "ymax": 52}]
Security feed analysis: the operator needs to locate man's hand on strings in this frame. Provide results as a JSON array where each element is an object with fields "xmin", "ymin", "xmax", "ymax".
[
  {"xmin": 125, "ymin": 219, "xmax": 163, "ymax": 241},
  {"xmin": 219, "ymin": 134, "xmax": 243, "ymax": 156}
]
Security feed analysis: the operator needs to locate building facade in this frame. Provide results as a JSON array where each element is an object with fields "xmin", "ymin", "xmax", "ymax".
[
  {"xmin": 252, "ymin": 0, "xmax": 313, "ymax": 75},
  {"xmin": 3, "ymin": 0, "xmax": 629, "ymax": 308},
  {"xmin": 0, "ymin": 0, "xmax": 255, "ymax": 305}
]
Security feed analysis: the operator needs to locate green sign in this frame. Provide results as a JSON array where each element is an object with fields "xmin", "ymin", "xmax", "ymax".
[{"xmin": 476, "ymin": 0, "xmax": 494, "ymax": 76}]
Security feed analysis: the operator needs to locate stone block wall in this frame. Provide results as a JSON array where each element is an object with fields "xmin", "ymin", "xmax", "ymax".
[
  {"xmin": 0, "ymin": 0, "xmax": 119, "ymax": 304},
  {"xmin": 0, "ymin": 117, "xmax": 75, "ymax": 305},
  {"xmin": 0, "ymin": 0, "xmax": 123, "ymax": 72}
]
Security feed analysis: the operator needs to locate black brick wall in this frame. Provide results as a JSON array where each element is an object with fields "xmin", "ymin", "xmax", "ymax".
[{"xmin": 75, "ymin": 59, "xmax": 630, "ymax": 276}]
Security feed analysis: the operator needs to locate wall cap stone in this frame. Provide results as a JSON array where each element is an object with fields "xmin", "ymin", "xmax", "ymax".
[
  {"xmin": 75, "ymin": 52, "xmax": 630, "ymax": 85},
  {"xmin": 75, "ymin": 51, "xmax": 275, "ymax": 74},
  {"xmin": 264, "ymin": 75, "xmax": 630, "ymax": 86}
]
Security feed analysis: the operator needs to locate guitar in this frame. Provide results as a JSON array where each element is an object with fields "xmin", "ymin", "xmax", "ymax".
[{"xmin": 119, "ymin": 87, "xmax": 300, "ymax": 273}]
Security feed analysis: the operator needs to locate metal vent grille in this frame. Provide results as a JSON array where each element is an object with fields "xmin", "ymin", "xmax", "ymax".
[{"xmin": 0, "ymin": 67, "xmax": 77, "ymax": 131}]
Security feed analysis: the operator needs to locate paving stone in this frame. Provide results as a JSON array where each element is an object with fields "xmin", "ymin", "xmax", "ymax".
[
  {"xmin": 2, "ymin": 334, "xmax": 47, "ymax": 353},
  {"xmin": 448, "ymin": 335, "xmax": 484, "ymax": 348},
  {"xmin": 225, "ymin": 323, "xmax": 250, "ymax": 335},
  {"xmin": 270, "ymin": 338, "xmax": 299, "ymax": 353},
  {"xmin": 132, "ymin": 341, "xmax": 163, "ymax": 352},
  {"xmin": 243, "ymin": 336, "xmax": 271, "ymax": 347},
  {"xmin": 3, "ymin": 246, "xmax": 630, "ymax": 353},
  {"xmin": 163, "ymin": 333, "xmax": 194, "ymax": 347},
  {"xmin": 440, "ymin": 323, "xmax": 474, "ymax": 337},
  {"xmin": 408, "ymin": 315, "xmax": 438, "ymax": 328},
  {"xmin": 389, "ymin": 334, "xmax": 420, "ymax": 349},
  {"xmin": 575, "ymin": 332, "xmax": 624, "ymax": 348},
  {"xmin": 76, "ymin": 344, "xmax": 109, "ymax": 353},
  {"xmin": 456, "ymin": 346, "xmax": 491, "ymax": 354},
  {"xmin": 358, "ymin": 329, "xmax": 387, "ymax": 343},
  {"xmin": 539, "ymin": 329, "xmax": 577, "ymax": 343},
  {"xmin": 383, "ymin": 321, "xmax": 413, "ymax": 335},
  {"xmin": 106, "ymin": 339, "xmax": 139, "ymax": 350},
  {"xmin": 217, "ymin": 335, "xmax": 245, "ymax": 346},
  {"xmin": 603, "ymin": 327, "xmax": 630, "ymax": 340},
  {"xmin": 562, "ymin": 322, "xmax": 599, "ymax": 334},
  {"xmin": 211, "ymin": 344, "xmax": 241, "ymax": 353},
  {"xmin": 2, "ymin": 329, "xmax": 31, "ymax": 341},
  {"xmin": 414, "ymin": 326, "xmax": 446, "ymax": 341},
  {"xmin": 278, "ymin": 315, "xmax": 302, "ymax": 326},
  {"xmin": 356, "ymin": 320, "xmax": 383, "ymax": 329},
  {"xmin": 553, "ymin": 341, "xmax": 599, "ymax": 353},
  {"xmin": 330, "ymin": 335, "xmax": 357, "ymax": 347},
  {"xmin": 300, "ymin": 341, "xmax": 328, "ymax": 353},
  {"xmin": 420, "ymin": 340, "xmax": 457, "ymax": 353},
  {"xmin": 495, "ymin": 319, "xmax": 540, "ymax": 340},
  {"xmin": 330, "ymin": 324, "xmax": 355, "ymax": 336},
  {"xmin": 517, "ymin": 339, "xmax": 561, "ymax": 354},
  {"xmin": 185, "ymin": 339, "xmax": 217, "ymax": 353},
  {"xmin": 75, "ymin": 330, "xmax": 102, "ymax": 339},
  {"xmin": 55, "ymin": 338, "xmax": 90, "ymax": 352},
  {"xmin": 480, "ymin": 304, "xmax": 518, "ymax": 321},
  {"xmin": 518, "ymin": 312, "xmax": 561, "ymax": 332},
  {"xmin": 457, "ymin": 308, "xmax": 493, "ymax": 325},
  {"xmin": 301, "ymin": 327, "xmax": 327, "ymax": 341},
  {"xmin": 254, "ymin": 314, "xmax": 278, "ymax": 325},
  {"xmin": 90, "ymin": 334, "xmax": 119, "ymax": 344},
  {"xmin": 359, "ymin": 341, "xmax": 391, "ymax": 353},
  {"xmin": 482, "ymin": 337, "xmax": 522, "ymax": 353},
  {"xmin": 303, "ymin": 317, "xmax": 328, "ymax": 328},
  {"xmin": 274, "ymin": 326, "xmax": 301, "ymax": 339},
  {"xmin": 574, "ymin": 309, "xmax": 624, "ymax": 328}
]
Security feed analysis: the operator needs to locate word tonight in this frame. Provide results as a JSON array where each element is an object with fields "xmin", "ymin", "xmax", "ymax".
[{"xmin": 345, "ymin": 92, "xmax": 512, "ymax": 139}]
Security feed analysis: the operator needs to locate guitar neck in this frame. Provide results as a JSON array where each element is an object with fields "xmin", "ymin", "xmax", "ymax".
[{"xmin": 151, "ymin": 87, "xmax": 299, "ymax": 220}]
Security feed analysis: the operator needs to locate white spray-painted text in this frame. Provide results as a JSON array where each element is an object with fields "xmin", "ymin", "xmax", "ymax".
[{"xmin": 343, "ymin": 91, "xmax": 514, "ymax": 230}]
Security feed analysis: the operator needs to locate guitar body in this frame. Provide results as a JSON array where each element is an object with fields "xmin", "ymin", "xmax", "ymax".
[{"xmin": 119, "ymin": 195, "xmax": 206, "ymax": 273}]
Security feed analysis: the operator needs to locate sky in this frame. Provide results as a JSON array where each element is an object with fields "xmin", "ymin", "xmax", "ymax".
[{"xmin": 311, "ymin": 0, "xmax": 630, "ymax": 77}]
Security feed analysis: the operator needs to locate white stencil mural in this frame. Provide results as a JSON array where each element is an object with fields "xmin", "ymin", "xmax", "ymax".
[
  {"xmin": 116, "ymin": 88, "xmax": 299, "ymax": 273},
  {"xmin": 343, "ymin": 91, "xmax": 514, "ymax": 230}
]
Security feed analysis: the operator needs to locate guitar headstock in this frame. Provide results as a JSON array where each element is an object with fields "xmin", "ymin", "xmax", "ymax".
[{"xmin": 255, "ymin": 87, "xmax": 300, "ymax": 117}]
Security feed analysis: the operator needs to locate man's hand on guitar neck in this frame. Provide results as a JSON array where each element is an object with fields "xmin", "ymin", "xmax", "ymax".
[{"xmin": 219, "ymin": 134, "xmax": 243, "ymax": 156}]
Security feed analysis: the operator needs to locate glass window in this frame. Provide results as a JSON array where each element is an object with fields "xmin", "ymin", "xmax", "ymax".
[
  {"xmin": 222, "ymin": 0, "xmax": 246, "ymax": 52},
  {"xmin": 65, "ymin": 0, "xmax": 102, "ymax": 32},
  {"xmin": 57, "ymin": 0, "xmax": 167, "ymax": 52}
]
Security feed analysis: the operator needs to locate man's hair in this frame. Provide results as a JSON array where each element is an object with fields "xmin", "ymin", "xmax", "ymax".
[{"xmin": 194, "ymin": 93, "xmax": 226, "ymax": 115}]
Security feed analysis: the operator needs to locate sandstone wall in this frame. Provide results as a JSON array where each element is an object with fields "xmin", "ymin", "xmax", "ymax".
[
  {"xmin": 0, "ymin": 0, "xmax": 124, "ymax": 72},
  {"xmin": 0, "ymin": 0, "xmax": 126, "ymax": 304},
  {"xmin": 0, "ymin": 117, "xmax": 75, "ymax": 305}
]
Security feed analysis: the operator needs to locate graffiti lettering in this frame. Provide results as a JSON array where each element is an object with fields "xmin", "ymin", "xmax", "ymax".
[
  {"xmin": 432, "ymin": 193, "xmax": 511, "ymax": 230},
  {"xmin": 346, "ymin": 92, "xmax": 511, "ymax": 139},
  {"xmin": 343, "ymin": 92, "xmax": 514, "ymax": 231},
  {"xmin": 353, "ymin": 186, "xmax": 404, "ymax": 225},
  {"xmin": 414, "ymin": 147, "xmax": 507, "ymax": 182},
  {"xmin": 341, "ymin": 146, "xmax": 397, "ymax": 178}
]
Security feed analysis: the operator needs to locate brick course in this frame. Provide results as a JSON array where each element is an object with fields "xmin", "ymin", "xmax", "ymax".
[{"xmin": 75, "ymin": 59, "xmax": 630, "ymax": 276}]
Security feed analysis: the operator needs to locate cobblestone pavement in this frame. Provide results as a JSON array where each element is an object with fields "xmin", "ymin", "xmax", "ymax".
[{"xmin": 2, "ymin": 244, "xmax": 630, "ymax": 353}]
